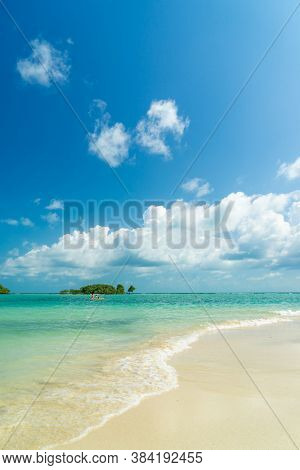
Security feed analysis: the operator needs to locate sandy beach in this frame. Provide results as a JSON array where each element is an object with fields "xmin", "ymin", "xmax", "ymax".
[{"xmin": 63, "ymin": 319, "xmax": 300, "ymax": 450}]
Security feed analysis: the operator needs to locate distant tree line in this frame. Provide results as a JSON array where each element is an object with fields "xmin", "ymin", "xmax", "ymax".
[
  {"xmin": 0, "ymin": 283, "xmax": 10, "ymax": 294},
  {"xmin": 59, "ymin": 283, "xmax": 136, "ymax": 295}
]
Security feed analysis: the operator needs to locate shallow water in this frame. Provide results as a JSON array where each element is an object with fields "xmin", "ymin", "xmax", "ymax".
[{"xmin": 1, "ymin": 292, "xmax": 300, "ymax": 449}]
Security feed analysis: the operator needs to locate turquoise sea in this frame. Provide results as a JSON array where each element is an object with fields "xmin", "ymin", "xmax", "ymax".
[{"xmin": 1, "ymin": 292, "xmax": 300, "ymax": 449}]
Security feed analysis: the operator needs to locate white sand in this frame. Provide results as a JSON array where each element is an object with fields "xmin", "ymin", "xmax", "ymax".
[{"xmin": 62, "ymin": 320, "xmax": 300, "ymax": 450}]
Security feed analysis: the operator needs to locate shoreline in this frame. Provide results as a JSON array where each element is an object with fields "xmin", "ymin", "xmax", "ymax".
[
  {"xmin": 3, "ymin": 297, "xmax": 299, "ymax": 450},
  {"xmin": 60, "ymin": 319, "xmax": 300, "ymax": 450}
]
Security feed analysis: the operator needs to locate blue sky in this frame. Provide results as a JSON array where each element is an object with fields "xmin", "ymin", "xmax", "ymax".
[{"xmin": 1, "ymin": 0, "xmax": 300, "ymax": 292}]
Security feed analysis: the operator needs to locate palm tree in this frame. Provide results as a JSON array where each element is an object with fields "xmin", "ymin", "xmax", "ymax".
[
  {"xmin": 116, "ymin": 284, "xmax": 125, "ymax": 294},
  {"xmin": 127, "ymin": 285, "xmax": 136, "ymax": 294}
]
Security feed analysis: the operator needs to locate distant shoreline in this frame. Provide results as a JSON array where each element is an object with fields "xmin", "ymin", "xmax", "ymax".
[{"xmin": 4, "ymin": 291, "xmax": 300, "ymax": 295}]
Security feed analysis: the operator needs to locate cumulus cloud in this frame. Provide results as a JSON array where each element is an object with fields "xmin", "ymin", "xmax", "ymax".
[
  {"xmin": 41, "ymin": 212, "xmax": 60, "ymax": 225},
  {"xmin": 3, "ymin": 191, "xmax": 300, "ymax": 284},
  {"xmin": 278, "ymin": 157, "xmax": 300, "ymax": 180},
  {"xmin": 181, "ymin": 178, "xmax": 213, "ymax": 198},
  {"xmin": 136, "ymin": 99, "xmax": 189, "ymax": 158},
  {"xmin": 89, "ymin": 122, "xmax": 131, "ymax": 167},
  {"xmin": 20, "ymin": 217, "xmax": 34, "ymax": 227},
  {"xmin": 17, "ymin": 39, "xmax": 70, "ymax": 87},
  {"xmin": 1, "ymin": 217, "xmax": 34, "ymax": 227},
  {"xmin": 88, "ymin": 98, "xmax": 189, "ymax": 167},
  {"xmin": 46, "ymin": 199, "xmax": 64, "ymax": 210}
]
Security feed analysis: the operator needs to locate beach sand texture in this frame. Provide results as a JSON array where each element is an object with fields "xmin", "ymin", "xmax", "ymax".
[{"xmin": 64, "ymin": 320, "xmax": 300, "ymax": 450}]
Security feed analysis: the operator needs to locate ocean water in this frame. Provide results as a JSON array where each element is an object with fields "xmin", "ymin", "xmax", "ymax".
[{"xmin": 1, "ymin": 292, "xmax": 300, "ymax": 449}]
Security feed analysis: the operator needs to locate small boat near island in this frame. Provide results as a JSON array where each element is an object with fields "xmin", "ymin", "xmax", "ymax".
[{"xmin": 91, "ymin": 294, "xmax": 104, "ymax": 301}]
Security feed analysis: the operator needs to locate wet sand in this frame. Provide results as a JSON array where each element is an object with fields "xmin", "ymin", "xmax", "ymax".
[{"xmin": 62, "ymin": 320, "xmax": 300, "ymax": 450}]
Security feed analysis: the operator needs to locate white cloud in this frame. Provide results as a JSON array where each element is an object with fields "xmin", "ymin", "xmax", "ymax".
[
  {"xmin": 20, "ymin": 217, "xmax": 34, "ymax": 227},
  {"xmin": 88, "ymin": 98, "xmax": 188, "ymax": 167},
  {"xmin": 3, "ymin": 191, "xmax": 300, "ymax": 285},
  {"xmin": 136, "ymin": 99, "xmax": 189, "ymax": 157},
  {"xmin": 22, "ymin": 240, "xmax": 37, "ymax": 249},
  {"xmin": 41, "ymin": 212, "xmax": 60, "ymax": 225},
  {"xmin": 66, "ymin": 37, "xmax": 74, "ymax": 45},
  {"xmin": 17, "ymin": 39, "xmax": 70, "ymax": 87},
  {"xmin": 88, "ymin": 99, "xmax": 108, "ymax": 118},
  {"xmin": 46, "ymin": 199, "xmax": 64, "ymax": 210},
  {"xmin": 1, "ymin": 219, "xmax": 19, "ymax": 226},
  {"xmin": 248, "ymin": 272, "xmax": 280, "ymax": 282},
  {"xmin": 1, "ymin": 217, "xmax": 34, "ymax": 227},
  {"xmin": 89, "ymin": 122, "xmax": 131, "ymax": 167},
  {"xmin": 92, "ymin": 99, "xmax": 107, "ymax": 112},
  {"xmin": 181, "ymin": 178, "xmax": 213, "ymax": 198},
  {"xmin": 8, "ymin": 248, "xmax": 19, "ymax": 257},
  {"xmin": 278, "ymin": 157, "xmax": 300, "ymax": 180},
  {"xmin": 34, "ymin": 198, "xmax": 41, "ymax": 205}
]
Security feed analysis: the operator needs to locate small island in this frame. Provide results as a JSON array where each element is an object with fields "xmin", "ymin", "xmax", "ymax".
[
  {"xmin": 59, "ymin": 283, "xmax": 136, "ymax": 295},
  {"xmin": 0, "ymin": 283, "xmax": 10, "ymax": 294}
]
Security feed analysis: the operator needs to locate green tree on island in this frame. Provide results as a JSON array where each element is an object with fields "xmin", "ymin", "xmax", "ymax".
[
  {"xmin": 60, "ymin": 284, "xmax": 117, "ymax": 295},
  {"xmin": 0, "ymin": 283, "xmax": 10, "ymax": 294},
  {"xmin": 79, "ymin": 284, "xmax": 116, "ymax": 295},
  {"xmin": 116, "ymin": 284, "xmax": 125, "ymax": 294},
  {"xmin": 59, "ymin": 283, "xmax": 136, "ymax": 295}
]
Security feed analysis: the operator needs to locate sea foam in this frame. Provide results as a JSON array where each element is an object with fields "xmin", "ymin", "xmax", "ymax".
[{"xmin": 61, "ymin": 311, "xmax": 294, "ymax": 448}]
